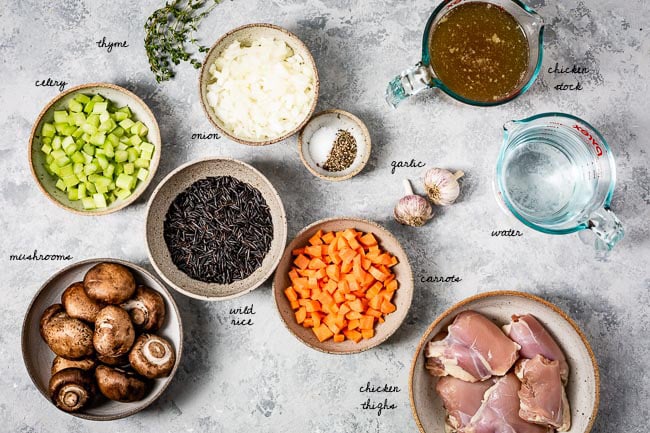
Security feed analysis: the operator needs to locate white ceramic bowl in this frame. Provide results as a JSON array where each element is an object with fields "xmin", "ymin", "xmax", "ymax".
[{"xmin": 410, "ymin": 291, "xmax": 599, "ymax": 433}]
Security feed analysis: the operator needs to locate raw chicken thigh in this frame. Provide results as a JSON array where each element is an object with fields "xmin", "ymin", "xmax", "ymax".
[
  {"xmin": 436, "ymin": 377, "xmax": 495, "ymax": 430},
  {"xmin": 460, "ymin": 374, "xmax": 553, "ymax": 433},
  {"xmin": 516, "ymin": 355, "xmax": 571, "ymax": 432},
  {"xmin": 425, "ymin": 311, "xmax": 520, "ymax": 382},
  {"xmin": 503, "ymin": 314, "xmax": 569, "ymax": 383}
]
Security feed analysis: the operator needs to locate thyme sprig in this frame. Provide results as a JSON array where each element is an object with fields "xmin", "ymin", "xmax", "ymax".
[{"xmin": 144, "ymin": 0, "xmax": 222, "ymax": 83}]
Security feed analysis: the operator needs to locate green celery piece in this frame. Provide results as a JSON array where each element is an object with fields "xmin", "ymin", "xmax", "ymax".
[
  {"xmin": 134, "ymin": 158, "xmax": 149, "ymax": 169},
  {"xmin": 74, "ymin": 93, "xmax": 91, "ymax": 104},
  {"xmin": 78, "ymin": 183, "xmax": 86, "ymax": 198},
  {"xmin": 115, "ymin": 163, "xmax": 124, "ymax": 175},
  {"xmin": 82, "ymin": 143, "xmax": 95, "ymax": 156},
  {"xmin": 99, "ymin": 119, "xmax": 116, "ymax": 132},
  {"xmin": 55, "ymin": 179, "xmax": 66, "ymax": 191},
  {"xmin": 124, "ymin": 163, "xmax": 135, "ymax": 175},
  {"xmin": 106, "ymin": 133, "xmax": 119, "ymax": 147},
  {"xmin": 71, "ymin": 151, "xmax": 85, "ymax": 164},
  {"xmin": 82, "ymin": 151, "xmax": 93, "ymax": 164},
  {"xmin": 62, "ymin": 175, "xmax": 79, "ymax": 188},
  {"xmin": 117, "ymin": 106, "xmax": 131, "ymax": 115},
  {"xmin": 91, "ymin": 94, "xmax": 105, "ymax": 102},
  {"xmin": 104, "ymin": 164, "xmax": 115, "ymax": 178},
  {"xmin": 62, "ymin": 125, "xmax": 77, "ymax": 135},
  {"xmin": 41, "ymin": 144, "xmax": 52, "ymax": 155},
  {"xmin": 140, "ymin": 142, "xmax": 155, "ymax": 153},
  {"xmin": 84, "ymin": 162, "xmax": 98, "ymax": 175},
  {"xmin": 130, "ymin": 134, "xmax": 142, "ymax": 146},
  {"xmin": 95, "ymin": 175, "xmax": 111, "ymax": 187},
  {"xmin": 82, "ymin": 196, "xmax": 96, "ymax": 209},
  {"xmin": 67, "ymin": 188, "xmax": 79, "ymax": 201},
  {"xmin": 137, "ymin": 168, "xmax": 149, "ymax": 181},
  {"xmin": 115, "ymin": 188, "xmax": 131, "ymax": 200},
  {"xmin": 51, "ymin": 136, "xmax": 62, "ymax": 150},
  {"xmin": 119, "ymin": 118, "xmax": 135, "ymax": 130},
  {"xmin": 109, "ymin": 181, "xmax": 116, "ymax": 191},
  {"xmin": 81, "ymin": 133, "xmax": 91, "ymax": 142},
  {"xmin": 46, "ymin": 154, "xmax": 54, "ymax": 165},
  {"xmin": 89, "ymin": 133, "xmax": 106, "ymax": 146},
  {"xmin": 77, "ymin": 173, "xmax": 87, "ymax": 183},
  {"xmin": 73, "ymin": 162, "xmax": 84, "ymax": 174},
  {"xmin": 112, "ymin": 126, "xmax": 125, "ymax": 137},
  {"xmin": 116, "ymin": 173, "xmax": 133, "ymax": 190},
  {"xmin": 84, "ymin": 181, "xmax": 96, "ymax": 194},
  {"xmin": 68, "ymin": 99, "xmax": 83, "ymax": 113},
  {"xmin": 113, "ymin": 111, "xmax": 128, "ymax": 121},
  {"xmin": 51, "ymin": 149, "xmax": 66, "ymax": 160},
  {"xmin": 71, "ymin": 112, "xmax": 86, "ymax": 126},
  {"xmin": 116, "ymin": 142, "xmax": 128, "ymax": 151},
  {"xmin": 86, "ymin": 114, "xmax": 100, "ymax": 127},
  {"xmin": 83, "ymin": 100, "xmax": 96, "ymax": 114},
  {"xmin": 71, "ymin": 127, "xmax": 84, "ymax": 138},
  {"xmin": 41, "ymin": 123, "xmax": 56, "ymax": 137},
  {"xmin": 49, "ymin": 162, "xmax": 60, "ymax": 176},
  {"xmin": 62, "ymin": 135, "xmax": 75, "ymax": 148},
  {"xmin": 114, "ymin": 150, "xmax": 129, "ymax": 163},
  {"xmin": 42, "ymin": 136, "xmax": 53, "ymax": 145},
  {"xmin": 93, "ymin": 102, "xmax": 108, "ymax": 114},
  {"xmin": 87, "ymin": 174, "xmax": 99, "ymax": 183},
  {"xmin": 81, "ymin": 123, "xmax": 97, "ymax": 135},
  {"xmin": 127, "ymin": 148, "xmax": 138, "ymax": 162},
  {"xmin": 130, "ymin": 175, "xmax": 137, "ymax": 189},
  {"xmin": 59, "ymin": 164, "xmax": 74, "ymax": 177},
  {"xmin": 103, "ymin": 143, "xmax": 115, "ymax": 158},
  {"xmin": 56, "ymin": 155, "xmax": 71, "ymax": 166},
  {"xmin": 64, "ymin": 144, "xmax": 77, "ymax": 156},
  {"xmin": 96, "ymin": 183, "xmax": 108, "ymax": 194},
  {"xmin": 95, "ymin": 148, "xmax": 106, "ymax": 157},
  {"xmin": 53, "ymin": 111, "xmax": 69, "ymax": 124},
  {"xmin": 96, "ymin": 156, "xmax": 109, "ymax": 171},
  {"xmin": 99, "ymin": 112, "xmax": 110, "ymax": 123},
  {"xmin": 141, "ymin": 149, "xmax": 153, "ymax": 161}
]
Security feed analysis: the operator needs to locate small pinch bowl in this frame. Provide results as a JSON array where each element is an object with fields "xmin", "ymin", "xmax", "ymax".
[
  {"xmin": 21, "ymin": 258, "xmax": 183, "ymax": 421},
  {"xmin": 199, "ymin": 23, "xmax": 320, "ymax": 146},
  {"xmin": 29, "ymin": 82, "xmax": 162, "ymax": 216},
  {"xmin": 410, "ymin": 291, "xmax": 599, "ymax": 433},
  {"xmin": 273, "ymin": 217, "xmax": 414, "ymax": 354},
  {"xmin": 146, "ymin": 157, "xmax": 288, "ymax": 301},
  {"xmin": 298, "ymin": 109, "xmax": 372, "ymax": 181}
]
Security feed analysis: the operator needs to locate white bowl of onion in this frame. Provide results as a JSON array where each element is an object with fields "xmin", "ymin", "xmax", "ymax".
[{"xmin": 199, "ymin": 23, "xmax": 320, "ymax": 146}]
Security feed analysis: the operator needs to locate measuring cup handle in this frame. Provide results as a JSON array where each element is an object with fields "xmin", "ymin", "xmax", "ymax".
[
  {"xmin": 386, "ymin": 62, "xmax": 434, "ymax": 108},
  {"xmin": 582, "ymin": 208, "xmax": 624, "ymax": 251}
]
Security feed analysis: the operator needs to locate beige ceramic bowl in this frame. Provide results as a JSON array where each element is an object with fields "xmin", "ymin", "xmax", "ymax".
[
  {"xmin": 21, "ymin": 258, "xmax": 183, "ymax": 421},
  {"xmin": 410, "ymin": 291, "xmax": 600, "ymax": 433},
  {"xmin": 298, "ymin": 109, "xmax": 372, "ymax": 181},
  {"xmin": 146, "ymin": 157, "xmax": 287, "ymax": 301},
  {"xmin": 273, "ymin": 217, "xmax": 413, "ymax": 354},
  {"xmin": 28, "ymin": 83, "xmax": 162, "ymax": 216},
  {"xmin": 199, "ymin": 23, "xmax": 320, "ymax": 146}
]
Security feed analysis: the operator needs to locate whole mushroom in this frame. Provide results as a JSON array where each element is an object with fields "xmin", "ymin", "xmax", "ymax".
[
  {"xmin": 49, "ymin": 368, "xmax": 97, "ymax": 412},
  {"xmin": 93, "ymin": 306, "xmax": 135, "ymax": 358},
  {"xmin": 129, "ymin": 334, "xmax": 176, "ymax": 379},
  {"xmin": 95, "ymin": 365, "xmax": 149, "ymax": 402},
  {"xmin": 121, "ymin": 286, "xmax": 166, "ymax": 332},
  {"xmin": 97, "ymin": 353, "xmax": 130, "ymax": 368},
  {"xmin": 40, "ymin": 304, "xmax": 94, "ymax": 359},
  {"xmin": 84, "ymin": 262, "xmax": 136, "ymax": 304},
  {"xmin": 62, "ymin": 282, "xmax": 104, "ymax": 323},
  {"xmin": 51, "ymin": 356, "xmax": 97, "ymax": 376}
]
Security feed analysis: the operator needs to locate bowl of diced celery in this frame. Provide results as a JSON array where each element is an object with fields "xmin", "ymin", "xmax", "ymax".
[{"xmin": 29, "ymin": 83, "xmax": 161, "ymax": 215}]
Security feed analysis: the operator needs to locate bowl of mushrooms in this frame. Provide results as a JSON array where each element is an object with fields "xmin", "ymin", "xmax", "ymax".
[{"xmin": 21, "ymin": 258, "xmax": 182, "ymax": 420}]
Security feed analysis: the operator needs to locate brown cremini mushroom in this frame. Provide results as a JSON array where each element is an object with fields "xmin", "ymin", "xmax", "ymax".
[
  {"xmin": 129, "ymin": 334, "xmax": 176, "ymax": 379},
  {"xmin": 51, "ymin": 356, "xmax": 97, "ymax": 376},
  {"xmin": 97, "ymin": 353, "xmax": 130, "ymax": 367},
  {"xmin": 95, "ymin": 365, "xmax": 149, "ymax": 402},
  {"xmin": 49, "ymin": 368, "xmax": 97, "ymax": 412},
  {"xmin": 120, "ymin": 286, "xmax": 166, "ymax": 332},
  {"xmin": 62, "ymin": 282, "xmax": 104, "ymax": 323},
  {"xmin": 84, "ymin": 262, "xmax": 136, "ymax": 304},
  {"xmin": 40, "ymin": 305, "xmax": 94, "ymax": 359},
  {"xmin": 93, "ymin": 306, "xmax": 135, "ymax": 357}
]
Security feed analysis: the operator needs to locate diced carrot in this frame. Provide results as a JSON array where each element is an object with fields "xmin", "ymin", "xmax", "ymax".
[
  {"xmin": 381, "ymin": 299, "xmax": 397, "ymax": 314},
  {"xmin": 322, "ymin": 231, "xmax": 335, "ymax": 244},
  {"xmin": 318, "ymin": 291, "xmax": 334, "ymax": 307},
  {"xmin": 314, "ymin": 268, "xmax": 327, "ymax": 280},
  {"xmin": 313, "ymin": 324, "xmax": 333, "ymax": 342},
  {"xmin": 361, "ymin": 329, "xmax": 374, "ymax": 339},
  {"xmin": 348, "ymin": 298, "xmax": 364, "ymax": 312},
  {"xmin": 366, "ymin": 282, "xmax": 383, "ymax": 299},
  {"xmin": 346, "ymin": 311, "xmax": 363, "ymax": 320},
  {"xmin": 303, "ymin": 318, "xmax": 314, "ymax": 328},
  {"xmin": 361, "ymin": 257, "xmax": 372, "ymax": 270},
  {"xmin": 309, "ymin": 230, "xmax": 324, "ymax": 246},
  {"xmin": 368, "ymin": 294, "xmax": 383, "ymax": 310},
  {"xmin": 311, "ymin": 311, "xmax": 324, "ymax": 327},
  {"xmin": 341, "ymin": 259, "xmax": 353, "ymax": 274},
  {"xmin": 333, "ymin": 334, "xmax": 345, "ymax": 343},
  {"xmin": 284, "ymin": 286, "xmax": 298, "ymax": 302},
  {"xmin": 308, "ymin": 258, "xmax": 327, "ymax": 269},
  {"xmin": 339, "ymin": 248, "xmax": 357, "ymax": 263},
  {"xmin": 333, "ymin": 289, "xmax": 345, "ymax": 304},
  {"xmin": 290, "ymin": 300, "xmax": 299, "ymax": 309},
  {"xmin": 376, "ymin": 254, "xmax": 393, "ymax": 266},
  {"xmin": 359, "ymin": 233, "xmax": 378, "ymax": 247},
  {"xmin": 347, "ymin": 319, "xmax": 360, "ymax": 330},
  {"xmin": 324, "ymin": 279, "xmax": 338, "ymax": 294},
  {"xmin": 295, "ymin": 307, "xmax": 307, "ymax": 324},
  {"xmin": 345, "ymin": 294, "xmax": 357, "ymax": 301},
  {"xmin": 335, "ymin": 314, "xmax": 346, "ymax": 329},
  {"xmin": 289, "ymin": 268, "xmax": 300, "ymax": 283},
  {"xmin": 308, "ymin": 277, "xmax": 318, "ymax": 291},
  {"xmin": 305, "ymin": 300, "xmax": 321, "ymax": 313},
  {"xmin": 389, "ymin": 256, "xmax": 399, "ymax": 267},
  {"xmin": 323, "ymin": 314, "xmax": 341, "ymax": 334},
  {"xmin": 292, "ymin": 248, "xmax": 305, "ymax": 256},
  {"xmin": 366, "ymin": 308, "xmax": 382, "ymax": 319},
  {"xmin": 359, "ymin": 315, "xmax": 375, "ymax": 330},
  {"xmin": 344, "ymin": 329, "xmax": 363, "ymax": 343},
  {"xmin": 305, "ymin": 245, "xmax": 322, "ymax": 257},
  {"xmin": 326, "ymin": 264, "xmax": 340, "ymax": 281},
  {"xmin": 385, "ymin": 279, "xmax": 398, "ymax": 292},
  {"xmin": 348, "ymin": 236, "xmax": 361, "ymax": 250},
  {"xmin": 338, "ymin": 303, "xmax": 351, "ymax": 316},
  {"xmin": 368, "ymin": 266, "xmax": 389, "ymax": 282},
  {"xmin": 378, "ymin": 290, "xmax": 394, "ymax": 302},
  {"xmin": 293, "ymin": 254, "xmax": 310, "ymax": 270}
]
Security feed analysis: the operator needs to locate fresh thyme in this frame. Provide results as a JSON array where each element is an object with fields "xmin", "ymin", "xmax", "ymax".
[{"xmin": 144, "ymin": 0, "xmax": 222, "ymax": 83}]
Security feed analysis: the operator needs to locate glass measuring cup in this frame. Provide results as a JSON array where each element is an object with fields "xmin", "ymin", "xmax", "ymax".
[
  {"xmin": 495, "ymin": 113, "xmax": 624, "ymax": 251},
  {"xmin": 386, "ymin": 0, "xmax": 544, "ymax": 108}
]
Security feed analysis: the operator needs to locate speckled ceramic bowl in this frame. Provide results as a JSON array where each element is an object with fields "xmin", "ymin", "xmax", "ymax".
[
  {"xmin": 199, "ymin": 23, "xmax": 320, "ymax": 146},
  {"xmin": 146, "ymin": 157, "xmax": 287, "ymax": 301},
  {"xmin": 298, "ymin": 109, "xmax": 372, "ymax": 181},
  {"xmin": 272, "ymin": 217, "xmax": 413, "ymax": 354},
  {"xmin": 21, "ymin": 258, "xmax": 183, "ymax": 421},
  {"xmin": 410, "ymin": 291, "xmax": 599, "ymax": 433},
  {"xmin": 29, "ymin": 83, "xmax": 161, "ymax": 216}
]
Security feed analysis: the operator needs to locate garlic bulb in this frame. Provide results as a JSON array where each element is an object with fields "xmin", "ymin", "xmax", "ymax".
[
  {"xmin": 424, "ymin": 168, "xmax": 464, "ymax": 206},
  {"xmin": 394, "ymin": 179, "xmax": 434, "ymax": 227}
]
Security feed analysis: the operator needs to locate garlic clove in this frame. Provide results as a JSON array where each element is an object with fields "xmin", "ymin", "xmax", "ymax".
[
  {"xmin": 394, "ymin": 179, "xmax": 434, "ymax": 227},
  {"xmin": 423, "ymin": 168, "xmax": 464, "ymax": 206}
]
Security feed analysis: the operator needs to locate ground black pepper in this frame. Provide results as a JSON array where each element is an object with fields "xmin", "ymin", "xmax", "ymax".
[{"xmin": 323, "ymin": 129, "xmax": 357, "ymax": 172}]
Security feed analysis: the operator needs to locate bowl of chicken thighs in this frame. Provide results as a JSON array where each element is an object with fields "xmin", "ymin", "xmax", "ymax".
[{"xmin": 410, "ymin": 291, "xmax": 599, "ymax": 433}]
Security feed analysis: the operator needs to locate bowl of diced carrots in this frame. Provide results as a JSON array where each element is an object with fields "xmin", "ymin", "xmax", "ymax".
[{"xmin": 272, "ymin": 217, "xmax": 414, "ymax": 354}]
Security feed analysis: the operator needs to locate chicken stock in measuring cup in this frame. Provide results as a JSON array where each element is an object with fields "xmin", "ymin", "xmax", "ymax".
[{"xmin": 495, "ymin": 113, "xmax": 624, "ymax": 251}]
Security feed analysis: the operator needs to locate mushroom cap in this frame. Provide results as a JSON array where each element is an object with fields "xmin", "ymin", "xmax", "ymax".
[
  {"xmin": 84, "ymin": 263, "xmax": 136, "ymax": 304},
  {"xmin": 51, "ymin": 356, "xmax": 97, "ymax": 376},
  {"xmin": 129, "ymin": 334, "xmax": 176, "ymax": 379},
  {"xmin": 120, "ymin": 286, "xmax": 166, "ymax": 332},
  {"xmin": 62, "ymin": 282, "xmax": 104, "ymax": 323},
  {"xmin": 97, "ymin": 353, "xmax": 130, "ymax": 367},
  {"xmin": 95, "ymin": 365, "xmax": 149, "ymax": 402},
  {"xmin": 93, "ymin": 306, "xmax": 135, "ymax": 357},
  {"xmin": 49, "ymin": 368, "xmax": 97, "ymax": 412},
  {"xmin": 40, "ymin": 307, "xmax": 94, "ymax": 359}
]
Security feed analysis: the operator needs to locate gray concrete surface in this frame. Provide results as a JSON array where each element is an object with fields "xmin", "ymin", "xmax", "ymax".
[{"xmin": 0, "ymin": 0, "xmax": 648, "ymax": 431}]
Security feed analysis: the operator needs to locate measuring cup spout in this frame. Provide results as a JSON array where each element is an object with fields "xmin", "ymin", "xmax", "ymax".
[
  {"xmin": 585, "ymin": 208, "xmax": 624, "ymax": 251},
  {"xmin": 386, "ymin": 62, "xmax": 434, "ymax": 108}
]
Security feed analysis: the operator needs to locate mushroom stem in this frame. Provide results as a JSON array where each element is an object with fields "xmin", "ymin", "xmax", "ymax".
[
  {"xmin": 452, "ymin": 170, "xmax": 465, "ymax": 180},
  {"xmin": 403, "ymin": 179, "xmax": 414, "ymax": 196}
]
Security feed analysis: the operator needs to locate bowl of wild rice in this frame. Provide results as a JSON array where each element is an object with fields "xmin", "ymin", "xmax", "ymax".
[{"xmin": 145, "ymin": 157, "xmax": 287, "ymax": 301}]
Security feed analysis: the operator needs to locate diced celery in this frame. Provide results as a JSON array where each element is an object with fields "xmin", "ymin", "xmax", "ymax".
[
  {"xmin": 82, "ymin": 143, "xmax": 95, "ymax": 156},
  {"xmin": 82, "ymin": 151, "xmax": 93, "ymax": 164},
  {"xmin": 91, "ymin": 94, "xmax": 105, "ymax": 102},
  {"xmin": 52, "ymin": 136, "xmax": 62, "ymax": 150},
  {"xmin": 112, "ymin": 126, "xmax": 125, "ymax": 137},
  {"xmin": 89, "ymin": 133, "xmax": 106, "ymax": 146},
  {"xmin": 83, "ymin": 100, "xmax": 95, "ymax": 114},
  {"xmin": 62, "ymin": 175, "xmax": 79, "ymax": 188},
  {"xmin": 124, "ymin": 162, "xmax": 134, "ymax": 175},
  {"xmin": 137, "ymin": 168, "xmax": 149, "ymax": 181},
  {"xmin": 127, "ymin": 148, "xmax": 138, "ymax": 162},
  {"xmin": 42, "ymin": 136, "xmax": 53, "ymax": 145},
  {"xmin": 96, "ymin": 155, "xmax": 109, "ymax": 170},
  {"xmin": 74, "ymin": 93, "xmax": 91, "ymax": 104},
  {"xmin": 41, "ymin": 123, "xmax": 56, "ymax": 137},
  {"xmin": 56, "ymin": 156, "xmax": 71, "ymax": 166},
  {"xmin": 93, "ymin": 193, "xmax": 107, "ymax": 208},
  {"xmin": 96, "ymin": 183, "xmax": 108, "ymax": 194},
  {"xmin": 53, "ymin": 110, "xmax": 69, "ymax": 124},
  {"xmin": 46, "ymin": 154, "xmax": 54, "ymax": 165},
  {"xmin": 115, "ymin": 188, "xmax": 131, "ymax": 200},
  {"xmin": 73, "ymin": 162, "xmax": 84, "ymax": 175},
  {"xmin": 87, "ymin": 114, "xmax": 100, "ymax": 127},
  {"xmin": 82, "ymin": 196, "xmax": 96, "ymax": 209},
  {"xmin": 60, "ymin": 164, "xmax": 74, "ymax": 177},
  {"xmin": 141, "ymin": 149, "xmax": 153, "ymax": 161},
  {"xmin": 108, "ymin": 181, "xmax": 116, "ymax": 191},
  {"xmin": 85, "ymin": 181, "xmax": 97, "ymax": 194},
  {"xmin": 55, "ymin": 179, "xmax": 66, "ymax": 191},
  {"xmin": 113, "ymin": 111, "xmax": 128, "ymax": 121},
  {"xmin": 68, "ymin": 188, "xmax": 79, "ymax": 201},
  {"xmin": 117, "ymin": 106, "xmax": 131, "ymax": 116},
  {"xmin": 78, "ymin": 183, "xmax": 86, "ymax": 198},
  {"xmin": 95, "ymin": 148, "xmax": 105, "ymax": 157},
  {"xmin": 84, "ymin": 162, "xmax": 98, "ymax": 175},
  {"xmin": 68, "ymin": 99, "xmax": 83, "ymax": 113},
  {"xmin": 81, "ymin": 122, "xmax": 97, "ymax": 135},
  {"xmin": 93, "ymin": 102, "xmax": 108, "ymax": 114},
  {"xmin": 62, "ymin": 135, "xmax": 75, "ymax": 149},
  {"xmin": 49, "ymin": 162, "xmax": 60, "ymax": 176},
  {"xmin": 114, "ymin": 150, "xmax": 129, "ymax": 163},
  {"xmin": 134, "ymin": 158, "xmax": 149, "ymax": 169},
  {"xmin": 129, "ymin": 134, "xmax": 142, "ymax": 146},
  {"xmin": 106, "ymin": 133, "xmax": 119, "ymax": 147},
  {"xmin": 115, "ymin": 163, "xmax": 124, "ymax": 175},
  {"xmin": 71, "ymin": 151, "xmax": 85, "ymax": 164},
  {"xmin": 140, "ymin": 142, "xmax": 154, "ymax": 153},
  {"xmin": 104, "ymin": 164, "xmax": 115, "ymax": 178},
  {"xmin": 51, "ymin": 149, "xmax": 66, "ymax": 160},
  {"xmin": 116, "ymin": 174, "xmax": 133, "ymax": 190},
  {"xmin": 71, "ymin": 127, "xmax": 84, "ymax": 138},
  {"xmin": 41, "ymin": 144, "xmax": 52, "ymax": 154},
  {"xmin": 119, "ymin": 118, "xmax": 135, "ymax": 130},
  {"xmin": 71, "ymin": 112, "xmax": 86, "ymax": 126},
  {"xmin": 116, "ymin": 142, "xmax": 128, "ymax": 151},
  {"xmin": 99, "ymin": 119, "xmax": 116, "ymax": 132}
]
